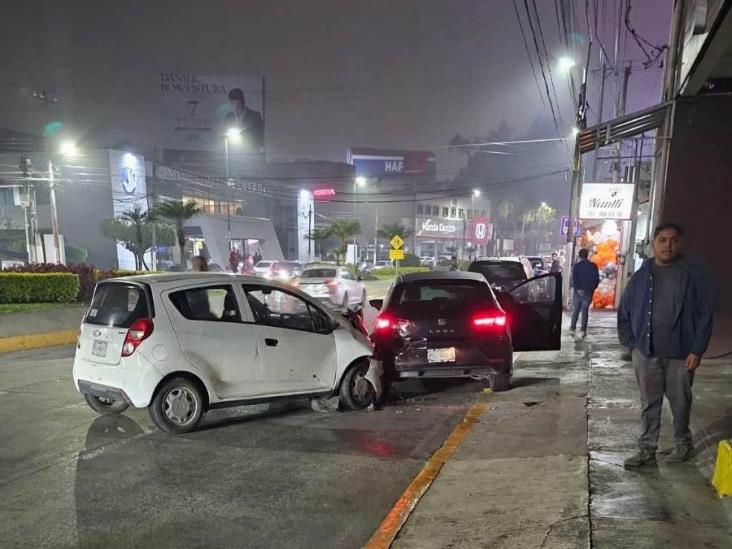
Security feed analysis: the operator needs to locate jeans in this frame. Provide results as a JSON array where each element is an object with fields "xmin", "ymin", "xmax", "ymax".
[
  {"xmin": 632, "ymin": 349, "xmax": 693, "ymax": 451},
  {"xmin": 570, "ymin": 290, "xmax": 592, "ymax": 333}
]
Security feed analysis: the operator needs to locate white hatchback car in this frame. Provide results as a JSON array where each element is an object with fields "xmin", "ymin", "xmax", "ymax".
[
  {"xmin": 294, "ymin": 266, "xmax": 366, "ymax": 309},
  {"xmin": 73, "ymin": 273, "xmax": 375, "ymax": 433}
]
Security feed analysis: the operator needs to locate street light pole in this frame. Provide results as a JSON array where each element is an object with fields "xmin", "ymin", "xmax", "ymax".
[
  {"xmin": 224, "ymin": 134, "xmax": 231, "ymax": 250},
  {"xmin": 48, "ymin": 158, "xmax": 61, "ymax": 263}
]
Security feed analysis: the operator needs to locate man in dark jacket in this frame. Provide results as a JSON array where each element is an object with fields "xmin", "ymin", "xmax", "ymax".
[
  {"xmin": 570, "ymin": 248, "xmax": 600, "ymax": 338},
  {"xmin": 225, "ymin": 88, "xmax": 264, "ymax": 152},
  {"xmin": 618, "ymin": 223, "xmax": 714, "ymax": 468}
]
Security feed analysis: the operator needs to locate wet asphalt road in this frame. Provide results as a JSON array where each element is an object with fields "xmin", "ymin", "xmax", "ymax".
[{"xmin": 0, "ymin": 345, "xmax": 479, "ymax": 549}]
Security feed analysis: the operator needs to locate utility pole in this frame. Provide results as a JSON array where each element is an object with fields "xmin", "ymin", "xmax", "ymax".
[
  {"xmin": 47, "ymin": 158, "xmax": 61, "ymax": 263},
  {"xmin": 411, "ymin": 176, "xmax": 417, "ymax": 254},
  {"xmin": 307, "ymin": 204, "xmax": 313, "ymax": 261}
]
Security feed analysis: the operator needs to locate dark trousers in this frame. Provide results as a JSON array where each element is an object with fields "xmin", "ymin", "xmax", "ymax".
[
  {"xmin": 570, "ymin": 290, "xmax": 592, "ymax": 332},
  {"xmin": 632, "ymin": 349, "xmax": 693, "ymax": 452}
]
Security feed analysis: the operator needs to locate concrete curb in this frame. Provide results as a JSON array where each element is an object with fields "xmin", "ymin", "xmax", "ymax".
[{"xmin": 0, "ymin": 329, "xmax": 79, "ymax": 354}]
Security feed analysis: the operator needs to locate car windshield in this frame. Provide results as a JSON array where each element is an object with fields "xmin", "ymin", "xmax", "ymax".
[
  {"xmin": 301, "ymin": 269, "xmax": 337, "ymax": 278},
  {"xmin": 469, "ymin": 262, "xmax": 528, "ymax": 289},
  {"xmin": 85, "ymin": 283, "xmax": 149, "ymax": 328}
]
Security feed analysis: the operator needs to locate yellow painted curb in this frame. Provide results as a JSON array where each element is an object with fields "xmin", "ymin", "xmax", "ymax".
[
  {"xmin": 0, "ymin": 329, "xmax": 79, "ymax": 353},
  {"xmin": 712, "ymin": 439, "xmax": 732, "ymax": 497},
  {"xmin": 363, "ymin": 397, "xmax": 488, "ymax": 549}
]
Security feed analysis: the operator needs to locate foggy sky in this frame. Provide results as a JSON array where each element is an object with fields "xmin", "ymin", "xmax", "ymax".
[{"xmin": 0, "ymin": 0, "xmax": 672, "ymax": 181}]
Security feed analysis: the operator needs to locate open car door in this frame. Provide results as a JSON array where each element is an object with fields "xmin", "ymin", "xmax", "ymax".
[{"xmin": 501, "ymin": 273, "xmax": 562, "ymax": 352}]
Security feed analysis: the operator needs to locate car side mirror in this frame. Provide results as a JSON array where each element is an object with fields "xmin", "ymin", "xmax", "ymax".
[
  {"xmin": 369, "ymin": 298, "xmax": 383, "ymax": 310},
  {"xmin": 330, "ymin": 319, "xmax": 341, "ymax": 332}
]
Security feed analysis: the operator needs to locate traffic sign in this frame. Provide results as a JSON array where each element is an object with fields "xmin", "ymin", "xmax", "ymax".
[
  {"xmin": 390, "ymin": 235, "xmax": 404, "ymax": 250},
  {"xmin": 389, "ymin": 249, "xmax": 405, "ymax": 260},
  {"xmin": 560, "ymin": 216, "xmax": 581, "ymax": 237}
]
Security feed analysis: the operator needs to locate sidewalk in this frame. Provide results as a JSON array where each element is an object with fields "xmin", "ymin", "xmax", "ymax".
[{"xmin": 392, "ymin": 313, "xmax": 732, "ymax": 548}]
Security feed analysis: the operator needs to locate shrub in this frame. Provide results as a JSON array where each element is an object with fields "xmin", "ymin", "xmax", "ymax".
[
  {"xmin": 0, "ymin": 273, "xmax": 79, "ymax": 304},
  {"xmin": 371, "ymin": 266, "xmax": 430, "ymax": 277}
]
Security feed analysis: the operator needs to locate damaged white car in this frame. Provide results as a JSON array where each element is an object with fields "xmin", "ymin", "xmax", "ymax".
[{"xmin": 73, "ymin": 273, "xmax": 376, "ymax": 433}]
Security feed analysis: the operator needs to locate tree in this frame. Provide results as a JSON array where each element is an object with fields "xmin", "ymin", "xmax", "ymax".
[
  {"xmin": 118, "ymin": 205, "xmax": 153, "ymax": 270},
  {"xmin": 377, "ymin": 222, "xmax": 412, "ymax": 241},
  {"xmin": 101, "ymin": 213, "xmax": 175, "ymax": 270},
  {"xmin": 153, "ymin": 200, "xmax": 202, "ymax": 267},
  {"xmin": 305, "ymin": 226, "xmax": 332, "ymax": 259},
  {"xmin": 328, "ymin": 219, "xmax": 361, "ymax": 265}
]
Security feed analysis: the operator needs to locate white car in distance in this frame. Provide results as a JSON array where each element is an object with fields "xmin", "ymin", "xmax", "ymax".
[
  {"xmin": 294, "ymin": 267, "xmax": 367, "ymax": 310},
  {"xmin": 73, "ymin": 273, "xmax": 375, "ymax": 433}
]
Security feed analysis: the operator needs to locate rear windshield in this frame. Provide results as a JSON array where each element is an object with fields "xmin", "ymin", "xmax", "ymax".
[
  {"xmin": 469, "ymin": 262, "xmax": 527, "ymax": 288},
  {"xmin": 85, "ymin": 283, "xmax": 150, "ymax": 328},
  {"xmin": 302, "ymin": 269, "xmax": 336, "ymax": 278},
  {"xmin": 391, "ymin": 280, "xmax": 495, "ymax": 311}
]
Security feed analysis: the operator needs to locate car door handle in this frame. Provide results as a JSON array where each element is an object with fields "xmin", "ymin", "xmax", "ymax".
[{"xmin": 265, "ymin": 338, "xmax": 279, "ymax": 347}]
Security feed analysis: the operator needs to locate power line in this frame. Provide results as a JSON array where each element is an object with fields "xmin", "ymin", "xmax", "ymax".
[
  {"xmin": 511, "ymin": 0, "xmax": 551, "ymax": 114},
  {"xmin": 530, "ymin": 0, "xmax": 568, "ymax": 131},
  {"xmin": 520, "ymin": 0, "xmax": 564, "ymax": 139}
]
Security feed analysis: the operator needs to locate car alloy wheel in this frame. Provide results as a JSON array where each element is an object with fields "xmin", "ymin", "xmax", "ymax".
[{"xmin": 163, "ymin": 386, "xmax": 199, "ymax": 426}]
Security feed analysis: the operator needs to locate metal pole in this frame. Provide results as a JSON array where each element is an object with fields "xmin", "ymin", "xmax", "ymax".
[
  {"xmin": 48, "ymin": 158, "xmax": 61, "ymax": 263},
  {"xmin": 22, "ymin": 181, "xmax": 33, "ymax": 263},
  {"xmin": 308, "ymin": 204, "xmax": 312, "ymax": 261},
  {"xmin": 411, "ymin": 177, "xmax": 417, "ymax": 254},
  {"xmin": 352, "ymin": 179, "xmax": 356, "ymax": 246},
  {"xmin": 374, "ymin": 207, "xmax": 379, "ymax": 264},
  {"xmin": 224, "ymin": 136, "xmax": 231, "ymax": 249},
  {"xmin": 592, "ymin": 62, "xmax": 607, "ymax": 180}
]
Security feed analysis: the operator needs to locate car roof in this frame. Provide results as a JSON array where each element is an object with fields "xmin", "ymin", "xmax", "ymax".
[
  {"xmin": 396, "ymin": 271, "xmax": 486, "ymax": 283},
  {"xmin": 103, "ymin": 272, "xmax": 275, "ymax": 287}
]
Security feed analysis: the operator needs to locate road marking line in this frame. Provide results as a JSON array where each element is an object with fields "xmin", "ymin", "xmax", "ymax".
[{"xmin": 363, "ymin": 396, "xmax": 489, "ymax": 549}]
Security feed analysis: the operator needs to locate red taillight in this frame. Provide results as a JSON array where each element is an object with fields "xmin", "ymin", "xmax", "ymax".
[
  {"xmin": 375, "ymin": 315, "xmax": 394, "ymax": 331},
  {"xmin": 121, "ymin": 318, "xmax": 154, "ymax": 357},
  {"xmin": 471, "ymin": 312, "xmax": 508, "ymax": 330}
]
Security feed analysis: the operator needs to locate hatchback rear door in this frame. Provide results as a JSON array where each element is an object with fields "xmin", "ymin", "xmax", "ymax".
[
  {"xmin": 80, "ymin": 281, "xmax": 151, "ymax": 366},
  {"xmin": 504, "ymin": 273, "xmax": 562, "ymax": 351}
]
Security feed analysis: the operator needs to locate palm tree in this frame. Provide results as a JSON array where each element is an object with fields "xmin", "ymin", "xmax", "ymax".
[
  {"xmin": 328, "ymin": 219, "xmax": 361, "ymax": 265},
  {"xmin": 306, "ymin": 226, "xmax": 332, "ymax": 259},
  {"xmin": 377, "ymin": 222, "xmax": 413, "ymax": 241},
  {"xmin": 153, "ymin": 200, "xmax": 202, "ymax": 267},
  {"xmin": 118, "ymin": 205, "xmax": 151, "ymax": 270}
]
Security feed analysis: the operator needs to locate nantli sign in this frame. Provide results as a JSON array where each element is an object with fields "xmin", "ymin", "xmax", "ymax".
[{"xmin": 579, "ymin": 183, "xmax": 635, "ymax": 220}]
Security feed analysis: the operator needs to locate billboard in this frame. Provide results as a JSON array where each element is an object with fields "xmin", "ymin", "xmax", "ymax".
[
  {"xmin": 160, "ymin": 73, "xmax": 264, "ymax": 153},
  {"xmin": 579, "ymin": 183, "xmax": 635, "ymax": 220},
  {"xmin": 349, "ymin": 148, "xmax": 436, "ymax": 178},
  {"xmin": 109, "ymin": 150, "xmax": 147, "ymax": 270}
]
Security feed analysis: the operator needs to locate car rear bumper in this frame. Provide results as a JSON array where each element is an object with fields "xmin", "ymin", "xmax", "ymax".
[
  {"xmin": 73, "ymin": 351, "xmax": 163, "ymax": 408},
  {"xmin": 78, "ymin": 380, "xmax": 131, "ymax": 404},
  {"xmin": 395, "ymin": 364, "xmax": 510, "ymax": 379}
]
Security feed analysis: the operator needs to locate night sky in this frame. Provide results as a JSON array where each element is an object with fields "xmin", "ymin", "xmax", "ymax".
[{"xmin": 0, "ymin": 0, "xmax": 672, "ymax": 184}]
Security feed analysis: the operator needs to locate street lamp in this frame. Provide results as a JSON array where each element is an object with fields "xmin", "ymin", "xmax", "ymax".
[
  {"xmin": 46, "ymin": 139, "xmax": 80, "ymax": 263},
  {"xmin": 224, "ymin": 127, "xmax": 241, "ymax": 250},
  {"xmin": 558, "ymin": 56, "xmax": 577, "ymax": 73},
  {"xmin": 352, "ymin": 176, "xmax": 366, "ymax": 246},
  {"xmin": 59, "ymin": 140, "xmax": 79, "ymax": 157}
]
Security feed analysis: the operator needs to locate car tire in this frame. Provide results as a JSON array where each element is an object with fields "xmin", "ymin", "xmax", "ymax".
[
  {"xmin": 83, "ymin": 393, "xmax": 129, "ymax": 415},
  {"xmin": 148, "ymin": 377, "xmax": 204, "ymax": 434},
  {"xmin": 339, "ymin": 359, "xmax": 375, "ymax": 410},
  {"xmin": 489, "ymin": 373, "xmax": 511, "ymax": 392}
]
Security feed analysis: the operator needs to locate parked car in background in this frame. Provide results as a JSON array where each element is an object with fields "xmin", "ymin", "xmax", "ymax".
[
  {"xmin": 369, "ymin": 271, "xmax": 562, "ymax": 391},
  {"xmin": 294, "ymin": 266, "xmax": 367, "ymax": 309},
  {"xmin": 73, "ymin": 273, "xmax": 375, "ymax": 434},
  {"xmin": 420, "ymin": 256, "xmax": 437, "ymax": 268},
  {"xmin": 467, "ymin": 257, "xmax": 535, "ymax": 293}
]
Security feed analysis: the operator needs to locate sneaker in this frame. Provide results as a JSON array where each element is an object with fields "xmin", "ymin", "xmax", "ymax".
[
  {"xmin": 624, "ymin": 449, "xmax": 657, "ymax": 469},
  {"xmin": 580, "ymin": 331, "xmax": 587, "ymax": 339},
  {"xmin": 666, "ymin": 445, "xmax": 693, "ymax": 463}
]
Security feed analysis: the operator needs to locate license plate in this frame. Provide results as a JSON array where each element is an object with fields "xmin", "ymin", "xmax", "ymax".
[
  {"xmin": 92, "ymin": 340, "xmax": 108, "ymax": 358},
  {"xmin": 428, "ymin": 347, "xmax": 456, "ymax": 363}
]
